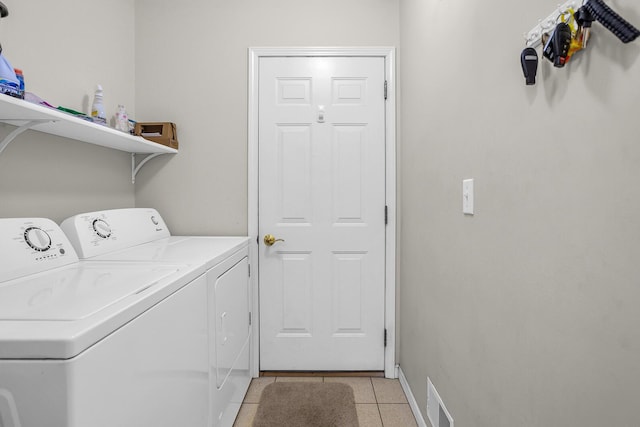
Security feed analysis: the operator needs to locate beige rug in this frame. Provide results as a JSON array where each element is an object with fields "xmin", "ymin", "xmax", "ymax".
[{"xmin": 253, "ymin": 382, "xmax": 358, "ymax": 427}]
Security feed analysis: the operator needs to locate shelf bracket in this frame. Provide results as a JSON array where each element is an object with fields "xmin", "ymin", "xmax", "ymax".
[
  {"xmin": 131, "ymin": 152, "xmax": 164, "ymax": 184},
  {"xmin": 0, "ymin": 119, "xmax": 54, "ymax": 156}
]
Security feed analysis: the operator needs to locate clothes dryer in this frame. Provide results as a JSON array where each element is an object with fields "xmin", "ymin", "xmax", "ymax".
[
  {"xmin": 61, "ymin": 208, "xmax": 251, "ymax": 427},
  {"xmin": 0, "ymin": 217, "xmax": 209, "ymax": 427}
]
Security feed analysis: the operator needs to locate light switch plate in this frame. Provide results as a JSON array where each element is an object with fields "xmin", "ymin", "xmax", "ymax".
[{"xmin": 463, "ymin": 179, "xmax": 474, "ymax": 215}]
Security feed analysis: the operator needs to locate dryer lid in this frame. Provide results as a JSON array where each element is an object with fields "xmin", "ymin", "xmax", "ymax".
[{"xmin": 93, "ymin": 236, "xmax": 248, "ymax": 269}]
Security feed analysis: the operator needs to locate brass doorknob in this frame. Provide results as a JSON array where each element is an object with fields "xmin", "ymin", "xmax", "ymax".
[{"xmin": 264, "ymin": 234, "xmax": 285, "ymax": 246}]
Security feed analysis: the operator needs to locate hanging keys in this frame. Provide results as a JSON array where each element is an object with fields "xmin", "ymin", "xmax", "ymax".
[
  {"xmin": 543, "ymin": 22, "xmax": 573, "ymax": 67},
  {"xmin": 561, "ymin": 7, "xmax": 585, "ymax": 62},
  {"xmin": 575, "ymin": 6, "xmax": 595, "ymax": 48},
  {"xmin": 543, "ymin": 7, "xmax": 577, "ymax": 67}
]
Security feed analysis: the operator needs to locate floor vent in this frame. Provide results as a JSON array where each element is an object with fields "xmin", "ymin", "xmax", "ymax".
[{"xmin": 427, "ymin": 377, "xmax": 454, "ymax": 427}]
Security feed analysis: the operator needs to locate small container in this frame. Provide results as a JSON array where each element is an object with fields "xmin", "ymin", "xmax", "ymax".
[
  {"xmin": 127, "ymin": 119, "xmax": 136, "ymax": 134},
  {"xmin": 13, "ymin": 68, "xmax": 24, "ymax": 99},
  {"xmin": 115, "ymin": 104, "xmax": 129, "ymax": 132}
]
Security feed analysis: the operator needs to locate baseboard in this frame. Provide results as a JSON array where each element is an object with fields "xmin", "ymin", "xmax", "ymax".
[
  {"xmin": 398, "ymin": 367, "xmax": 428, "ymax": 427},
  {"xmin": 260, "ymin": 371, "xmax": 385, "ymax": 378}
]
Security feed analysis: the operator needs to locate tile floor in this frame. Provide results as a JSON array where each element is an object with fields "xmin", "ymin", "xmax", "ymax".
[{"xmin": 233, "ymin": 376, "xmax": 418, "ymax": 427}]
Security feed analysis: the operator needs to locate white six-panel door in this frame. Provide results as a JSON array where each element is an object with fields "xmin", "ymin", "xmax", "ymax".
[{"xmin": 258, "ymin": 56, "xmax": 386, "ymax": 370}]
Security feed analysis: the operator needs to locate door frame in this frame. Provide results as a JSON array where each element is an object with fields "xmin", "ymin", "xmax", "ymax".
[{"xmin": 248, "ymin": 47, "xmax": 397, "ymax": 378}]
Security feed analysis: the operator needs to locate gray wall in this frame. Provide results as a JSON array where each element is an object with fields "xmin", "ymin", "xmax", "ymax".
[
  {"xmin": 0, "ymin": 0, "xmax": 137, "ymax": 222},
  {"xmin": 133, "ymin": 0, "xmax": 400, "ymax": 235},
  {"xmin": 399, "ymin": 0, "xmax": 640, "ymax": 426}
]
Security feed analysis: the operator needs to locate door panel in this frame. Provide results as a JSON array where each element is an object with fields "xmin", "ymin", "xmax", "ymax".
[
  {"xmin": 278, "ymin": 125, "xmax": 312, "ymax": 223},
  {"xmin": 279, "ymin": 252, "xmax": 312, "ymax": 335},
  {"xmin": 333, "ymin": 125, "xmax": 366, "ymax": 223},
  {"xmin": 332, "ymin": 251, "xmax": 366, "ymax": 334},
  {"xmin": 259, "ymin": 56, "xmax": 385, "ymax": 371}
]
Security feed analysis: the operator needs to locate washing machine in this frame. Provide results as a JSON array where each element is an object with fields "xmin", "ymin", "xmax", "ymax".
[
  {"xmin": 60, "ymin": 208, "xmax": 251, "ymax": 427},
  {"xmin": 0, "ymin": 217, "xmax": 210, "ymax": 427}
]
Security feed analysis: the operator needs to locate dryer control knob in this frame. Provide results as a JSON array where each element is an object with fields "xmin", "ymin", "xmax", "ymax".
[
  {"xmin": 93, "ymin": 219, "xmax": 112, "ymax": 239},
  {"xmin": 24, "ymin": 227, "xmax": 52, "ymax": 252}
]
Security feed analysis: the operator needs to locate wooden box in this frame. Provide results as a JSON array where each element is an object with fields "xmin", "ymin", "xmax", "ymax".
[{"xmin": 134, "ymin": 122, "xmax": 178, "ymax": 149}]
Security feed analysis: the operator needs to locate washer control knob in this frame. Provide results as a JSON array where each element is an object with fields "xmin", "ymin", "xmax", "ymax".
[
  {"xmin": 24, "ymin": 227, "xmax": 52, "ymax": 252},
  {"xmin": 151, "ymin": 216, "xmax": 159, "ymax": 226},
  {"xmin": 93, "ymin": 219, "xmax": 112, "ymax": 239}
]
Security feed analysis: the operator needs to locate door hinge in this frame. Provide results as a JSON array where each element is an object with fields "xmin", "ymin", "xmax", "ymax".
[
  {"xmin": 384, "ymin": 329, "xmax": 388, "ymax": 347},
  {"xmin": 384, "ymin": 80, "xmax": 388, "ymax": 100},
  {"xmin": 385, "ymin": 205, "xmax": 388, "ymax": 225},
  {"xmin": 248, "ymin": 264, "xmax": 251, "ymax": 277},
  {"xmin": 249, "ymin": 312, "xmax": 252, "ymax": 326}
]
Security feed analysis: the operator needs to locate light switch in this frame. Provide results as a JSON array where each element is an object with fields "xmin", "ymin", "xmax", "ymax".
[{"xmin": 463, "ymin": 179, "xmax": 474, "ymax": 215}]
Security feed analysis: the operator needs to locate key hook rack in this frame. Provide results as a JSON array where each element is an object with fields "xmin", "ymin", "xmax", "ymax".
[
  {"xmin": 521, "ymin": 0, "xmax": 639, "ymax": 85},
  {"xmin": 525, "ymin": 0, "xmax": 583, "ymax": 47},
  {"xmin": 525, "ymin": 0, "xmax": 640, "ymax": 47}
]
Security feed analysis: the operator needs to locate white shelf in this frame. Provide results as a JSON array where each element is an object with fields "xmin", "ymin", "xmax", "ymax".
[{"xmin": 0, "ymin": 94, "xmax": 177, "ymax": 154}]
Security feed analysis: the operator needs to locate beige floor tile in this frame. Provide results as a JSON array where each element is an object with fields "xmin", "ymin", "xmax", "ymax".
[
  {"xmin": 378, "ymin": 404, "xmax": 418, "ymax": 427},
  {"xmin": 325, "ymin": 377, "xmax": 376, "ymax": 403},
  {"xmin": 371, "ymin": 378, "xmax": 408, "ymax": 404},
  {"xmin": 243, "ymin": 377, "xmax": 275, "ymax": 403},
  {"xmin": 356, "ymin": 404, "xmax": 383, "ymax": 427},
  {"xmin": 232, "ymin": 404, "xmax": 259, "ymax": 427},
  {"xmin": 275, "ymin": 376, "xmax": 324, "ymax": 382}
]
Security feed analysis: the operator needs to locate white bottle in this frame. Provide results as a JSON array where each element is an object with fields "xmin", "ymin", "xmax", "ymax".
[{"xmin": 91, "ymin": 85, "xmax": 106, "ymax": 125}]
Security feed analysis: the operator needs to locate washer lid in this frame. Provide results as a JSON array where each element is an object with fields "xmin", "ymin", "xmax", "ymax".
[
  {"xmin": 0, "ymin": 263, "xmax": 180, "ymax": 321},
  {"xmin": 0, "ymin": 261, "xmax": 199, "ymax": 359}
]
